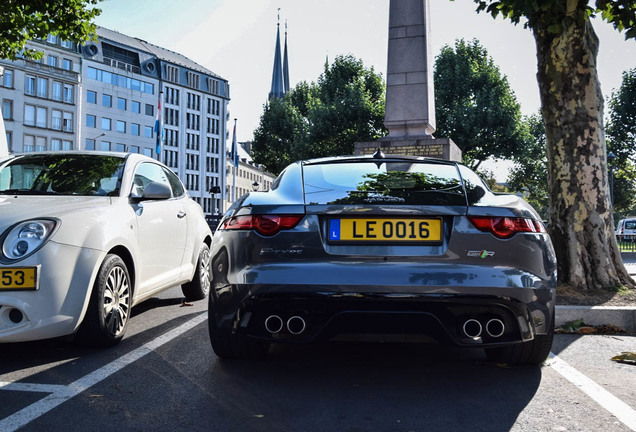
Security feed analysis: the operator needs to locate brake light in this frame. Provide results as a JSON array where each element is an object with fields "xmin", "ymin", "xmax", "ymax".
[
  {"xmin": 222, "ymin": 215, "xmax": 303, "ymax": 236},
  {"xmin": 468, "ymin": 216, "xmax": 546, "ymax": 239}
]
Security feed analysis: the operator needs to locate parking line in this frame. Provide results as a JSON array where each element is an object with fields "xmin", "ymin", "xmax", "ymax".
[
  {"xmin": 0, "ymin": 312, "xmax": 207, "ymax": 432},
  {"xmin": 549, "ymin": 352, "xmax": 636, "ymax": 430}
]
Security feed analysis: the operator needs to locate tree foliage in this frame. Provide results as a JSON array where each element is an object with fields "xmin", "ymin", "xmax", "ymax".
[
  {"xmin": 606, "ymin": 67, "xmax": 636, "ymax": 217},
  {"xmin": 469, "ymin": 0, "xmax": 636, "ymax": 291},
  {"xmin": 506, "ymin": 113, "xmax": 549, "ymax": 218},
  {"xmin": 252, "ymin": 55, "xmax": 386, "ymax": 175},
  {"xmin": 433, "ymin": 39, "xmax": 531, "ymax": 169},
  {"xmin": 0, "ymin": 0, "xmax": 103, "ymax": 60}
]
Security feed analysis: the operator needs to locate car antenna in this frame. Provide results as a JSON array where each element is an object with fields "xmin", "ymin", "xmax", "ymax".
[{"xmin": 372, "ymin": 148, "xmax": 385, "ymax": 159}]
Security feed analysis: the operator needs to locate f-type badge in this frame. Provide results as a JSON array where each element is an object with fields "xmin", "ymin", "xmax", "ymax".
[{"xmin": 468, "ymin": 250, "xmax": 495, "ymax": 258}]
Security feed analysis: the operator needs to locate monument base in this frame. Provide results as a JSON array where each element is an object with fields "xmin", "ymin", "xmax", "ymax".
[{"xmin": 354, "ymin": 137, "xmax": 461, "ymax": 162}]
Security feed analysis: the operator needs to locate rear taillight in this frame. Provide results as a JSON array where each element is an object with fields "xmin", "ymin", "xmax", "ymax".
[
  {"xmin": 468, "ymin": 216, "xmax": 546, "ymax": 239},
  {"xmin": 221, "ymin": 215, "xmax": 303, "ymax": 236}
]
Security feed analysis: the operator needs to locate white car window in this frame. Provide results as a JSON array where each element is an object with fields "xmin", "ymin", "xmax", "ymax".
[{"xmin": 132, "ymin": 162, "xmax": 173, "ymax": 198}]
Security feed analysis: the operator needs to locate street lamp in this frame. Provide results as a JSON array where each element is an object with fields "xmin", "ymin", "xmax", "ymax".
[
  {"xmin": 608, "ymin": 151, "xmax": 616, "ymax": 207},
  {"xmin": 252, "ymin": 181, "xmax": 260, "ymax": 191}
]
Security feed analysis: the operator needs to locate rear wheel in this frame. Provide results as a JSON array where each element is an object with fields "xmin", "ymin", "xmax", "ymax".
[
  {"xmin": 77, "ymin": 254, "xmax": 131, "ymax": 347},
  {"xmin": 485, "ymin": 319, "xmax": 554, "ymax": 365},
  {"xmin": 181, "ymin": 243, "xmax": 211, "ymax": 301},
  {"xmin": 208, "ymin": 293, "xmax": 269, "ymax": 359}
]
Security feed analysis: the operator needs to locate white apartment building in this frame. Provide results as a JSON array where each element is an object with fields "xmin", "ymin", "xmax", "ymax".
[{"xmin": 0, "ymin": 27, "xmax": 230, "ymax": 216}]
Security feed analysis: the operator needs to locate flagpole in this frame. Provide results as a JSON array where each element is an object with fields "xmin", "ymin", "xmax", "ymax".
[
  {"xmin": 155, "ymin": 91, "xmax": 164, "ymax": 163},
  {"xmin": 231, "ymin": 118, "xmax": 237, "ymax": 202}
]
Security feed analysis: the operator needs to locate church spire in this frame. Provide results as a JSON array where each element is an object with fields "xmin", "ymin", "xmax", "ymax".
[
  {"xmin": 283, "ymin": 20, "xmax": 290, "ymax": 94},
  {"xmin": 269, "ymin": 10, "xmax": 285, "ymax": 100}
]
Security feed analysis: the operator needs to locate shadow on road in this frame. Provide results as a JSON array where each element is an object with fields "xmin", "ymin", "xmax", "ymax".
[{"xmin": 204, "ymin": 341, "xmax": 543, "ymax": 432}]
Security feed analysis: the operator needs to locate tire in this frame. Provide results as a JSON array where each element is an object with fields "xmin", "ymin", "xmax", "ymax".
[
  {"xmin": 208, "ymin": 293, "xmax": 269, "ymax": 360},
  {"xmin": 77, "ymin": 254, "xmax": 132, "ymax": 347},
  {"xmin": 485, "ymin": 319, "xmax": 554, "ymax": 366},
  {"xmin": 181, "ymin": 243, "xmax": 211, "ymax": 301}
]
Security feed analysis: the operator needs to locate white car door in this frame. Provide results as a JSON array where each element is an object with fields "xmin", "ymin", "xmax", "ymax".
[{"xmin": 132, "ymin": 162, "xmax": 187, "ymax": 294}]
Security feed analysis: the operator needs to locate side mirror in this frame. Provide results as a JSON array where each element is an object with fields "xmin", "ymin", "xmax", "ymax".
[{"xmin": 136, "ymin": 181, "xmax": 172, "ymax": 200}]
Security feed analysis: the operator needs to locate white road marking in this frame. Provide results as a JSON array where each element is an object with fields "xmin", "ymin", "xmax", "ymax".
[
  {"xmin": 0, "ymin": 312, "xmax": 207, "ymax": 432},
  {"xmin": 549, "ymin": 352, "xmax": 636, "ymax": 431}
]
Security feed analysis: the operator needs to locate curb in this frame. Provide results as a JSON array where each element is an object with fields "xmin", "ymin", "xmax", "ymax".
[{"xmin": 556, "ymin": 305, "xmax": 636, "ymax": 332}]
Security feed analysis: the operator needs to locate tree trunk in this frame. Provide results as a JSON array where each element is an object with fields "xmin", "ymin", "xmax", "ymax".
[{"xmin": 533, "ymin": 18, "xmax": 634, "ymax": 290}]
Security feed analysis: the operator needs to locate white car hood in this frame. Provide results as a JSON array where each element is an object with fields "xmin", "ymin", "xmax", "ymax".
[{"xmin": 0, "ymin": 195, "xmax": 113, "ymax": 225}]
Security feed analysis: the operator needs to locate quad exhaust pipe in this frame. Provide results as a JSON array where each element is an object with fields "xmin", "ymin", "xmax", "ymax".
[
  {"xmin": 462, "ymin": 317, "xmax": 505, "ymax": 338},
  {"xmin": 264, "ymin": 315, "xmax": 284, "ymax": 334},
  {"xmin": 264, "ymin": 314, "xmax": 307, "ymax": 335}
]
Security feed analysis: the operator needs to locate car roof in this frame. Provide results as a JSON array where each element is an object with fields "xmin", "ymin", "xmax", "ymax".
[
  {"xmin": 3, "ymin": 151, "xmax": 157, "ymax": 164},
  {"xmin": 301, "ymin": 152, "xmax": 458, "ymax": 166}
]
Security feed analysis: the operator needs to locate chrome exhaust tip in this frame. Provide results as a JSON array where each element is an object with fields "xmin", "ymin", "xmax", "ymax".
[
  {"xmin": 462, "ymin": 319, "xmax": 482, "ymax": 338},
  {"xmin": 286, "ymin": 315, "xmax": 306, "ymax": 335},
  {"xmin": 486, "ymin": 318, "xmax": 505, "ymax": 338},
  {"xmin": 264, "ymin": 315, "xmax": 284, "ymax": 334}
]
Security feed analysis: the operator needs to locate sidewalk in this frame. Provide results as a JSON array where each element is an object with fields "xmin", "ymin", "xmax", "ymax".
[{"xmin": 554, "ymin": 257, "xmax": 636, "ymax": 332}]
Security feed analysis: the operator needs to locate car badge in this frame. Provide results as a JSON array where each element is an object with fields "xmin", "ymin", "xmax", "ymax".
[{"xmin": 467, "ymin": 250, "xmax": 495, "ymax": 258}]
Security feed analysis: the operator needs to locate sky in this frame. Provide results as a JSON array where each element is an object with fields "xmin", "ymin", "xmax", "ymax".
[{"xmin": 95, "ymin": 0, "xmax": 636, "ymax": 171}]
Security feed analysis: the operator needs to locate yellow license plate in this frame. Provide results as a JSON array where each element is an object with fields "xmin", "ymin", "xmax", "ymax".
[
  {"xmin": 0, "ymin": 267, "xmax": 38, "ymax": 290},
  {"xmin": 328, "ymin": 218, "xmax": 442, "ymax": 243}
]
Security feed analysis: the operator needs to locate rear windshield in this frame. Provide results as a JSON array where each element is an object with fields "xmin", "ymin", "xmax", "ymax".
[
  {"xmin": 624, "ymin": 221, "xmax": 636, "ymax": 230},
  {"xmin": 302, "ymin": 161, "xmax": 466, "ymax": 206}
]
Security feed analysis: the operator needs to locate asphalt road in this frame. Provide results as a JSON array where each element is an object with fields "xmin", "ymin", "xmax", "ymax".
[{"xmin": 1, "ymin": 286, "xmax": 635, "ymax": 432}]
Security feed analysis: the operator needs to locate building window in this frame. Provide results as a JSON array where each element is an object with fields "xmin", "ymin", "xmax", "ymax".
[
  {"xmin": 36, "ymin": 136, "xmax": 46, "ymax": 152},
  {"xmin": 87, "ymin": 66, "xmax": 154, "ymax": 95},
  {"xmin": 24, "ymin": 134, "xmax": 35, "ymax": 152},
  {"xmin": 145, "ymin": 104, "xmax": 153, "ymax": 116},
  {"xmin": 24, "ymin": 105, "xmax": 35, "ymax": 126},
  {"xmin": 186, "ymin": 71, "xmax": 200, "ymax": 89},
  {"xmin": 131, "ymin": 123, "xmax": 140, "ymax": 136},
  {"xmin": 61, "ymin": 40, "xmax": 73, "ymax": 49},
  {"xmin": 62, "ymin": 140, "xmax": 72, "ymax": 150},
  {"xmin": 62, "ymin": 112, "xmax": 73, "ymax": 132},
  {"xmin": 62, "ymin": 58, "xmax": 72, "ymax": 70},
  {"xmin": 114, "ymin": 143, "xmax": 126, "ymax": 152},
  {"xmin": 117, "ymin": 97, "xmax": 126, "ymax": 111},
  {"xmin": 101, "ymin": 118, "xmax": 111, "ymax": 130},
  {"xmin": 144, "ymin": 126, "xmax": 153, "ymax": 138},
  {"xmin": 132, "ymin": 101, "xmax": 140, "ymax": 114},
  {"xmin": 87, "ymin": 90, "xmax": 96, "ymax": 104},
  {"xmin": 25, "ymin": 75, "xmax": 36, "ymax": 96},
  {"xmin": 86, "ymin": 114, "xmax": 96, "ymax": 128},
  {"xmin": 46, "ymin": 34, "xmax": 59, "ymax": 44},
  {"xmin": 51, "ymin": 81, "xmax": 62, "ymax": 101},
  {"xmin": 52, "ymin": 110, "xmax": 62, "ymax": 130},
  {"xmin": 129, "ymin": 145, "xmax": 139, "ymax": 153},
  {"xmin": 166, "ymin": 65, "xmax": 179, "ymax": 83},
  {"xmin": 100, "ymin": 141, "xmax": 111, "ymax": 151},
  {"xmin": 143, "ymin": 148, "xmax": 152, "ymax": 157},
  {"xmin": 36, "ymin": 107, "xmax": 47, "ymax": 128},
  {"xmin": 47, "ymin": 55, "xmax": 58, "ymax": 68},
  {"xmin": 51, "ymin": 139, "xmax": 62, "ymax": 151},
  {"xmin": 36, "ymin": 77, "xmax": 48, "ymax": 98},
  {"xmin": 85, "ymin": 138, "xmax": 95, "ymax": 150},
  {"xmin": 102, "ymin": 94, "xmax": 112, "ymax": 107},
  {"xmin": 2, "ymin": 69, "xmax": 13, "ymax": 88},
  {"xmin": 116, "ymin": 120, "xmax": 126, "ymax": 133},
  {"xmin": 2, "ymin": 100, "xmax": 12, "ymax": 120},
  {"xmin": 63, "ymin": 84, "xmax": 73, "ymax": 103}
]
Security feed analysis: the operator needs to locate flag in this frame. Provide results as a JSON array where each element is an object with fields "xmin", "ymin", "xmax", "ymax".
[
  {"xmin": 154, "ymin": 91, "xmax": 164, "ymax": 158},
  {"xmin": 230, "ymin": 119, "xmax": 238, "ymax": 168}
]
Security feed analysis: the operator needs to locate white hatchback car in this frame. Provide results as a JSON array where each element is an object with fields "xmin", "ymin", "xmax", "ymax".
[{"xmin": 0, "ymin": 152, "xmax": 212, "ymax": 346}]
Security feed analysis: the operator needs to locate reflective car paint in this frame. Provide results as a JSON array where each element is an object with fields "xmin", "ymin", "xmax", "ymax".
[{"xmin": 0, "ymin": 151, "xmax": 212, "ymax": 343}]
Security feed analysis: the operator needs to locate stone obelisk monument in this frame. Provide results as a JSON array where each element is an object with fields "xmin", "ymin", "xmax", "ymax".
[{"xmin": 355, "ymin": 0, "xmax": 461, "ymax": 161}]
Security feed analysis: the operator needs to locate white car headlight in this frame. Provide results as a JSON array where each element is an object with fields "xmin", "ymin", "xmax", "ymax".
[{"xmin": 2, "ymin": 219, "xmax": 58, "ymax": 261}]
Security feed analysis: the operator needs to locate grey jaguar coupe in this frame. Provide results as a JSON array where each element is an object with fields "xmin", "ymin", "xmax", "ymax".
[{"xmin": 208, "ymin": 153, "xmax": 557, "ymax": 365}]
